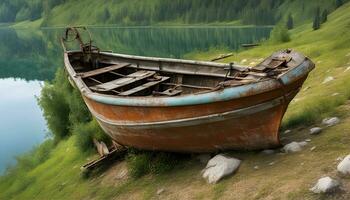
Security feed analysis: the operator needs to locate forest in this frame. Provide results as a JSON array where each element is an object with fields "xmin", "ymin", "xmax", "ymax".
[{"xmin": 0, "ymin": 0, "xmax": 342, "ymax": 26}]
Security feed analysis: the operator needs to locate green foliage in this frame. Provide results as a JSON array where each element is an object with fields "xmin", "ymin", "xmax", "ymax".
[
  {"xmin": 37, "ymin": 69, "xmax": 71, "ymax": 141},
  {"xmin": 313, "ymin": 7, "xmax": 321, "ymax": 30},
  {"xmin": 286, "ymin": 14, "xmax": 294, "ymax": 30},
  {"xmin": 127, "ymin": 152, "xmax": 153, "ymax": 178},
  {"xmin": 127, "ymin": 151, "xmax": 185, "ymax": 179},
  {"xmin": 270, "ymin": 24, "xmax": 290, "ymax": 43},
  {"xmin": 38, "ymin": 68, "xmax": 92, "ymax": 142},
  {"xmin": 73, "ymin": 120, "xmax": 109, "ymax": 152},
  {"xmin": 336, "ymin": 0, "xmax": 344, "ymax": 8},
  {"xmin": 321, "ymin": 9, "xmax": 328, "ymax": 23}
]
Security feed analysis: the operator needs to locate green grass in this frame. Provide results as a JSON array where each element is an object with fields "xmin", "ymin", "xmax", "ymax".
[
  {"xmin": 186, "ymin": 2, "xmax": 350, "ymax": 130},
  {"xmin": 2, "ymin": 2, "xmax": 350, "ymax": 200}
]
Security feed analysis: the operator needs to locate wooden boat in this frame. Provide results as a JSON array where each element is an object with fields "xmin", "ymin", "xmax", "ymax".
[{"xmin": 62, "ymin": 27, "xmax": 315, "ymax": 152}]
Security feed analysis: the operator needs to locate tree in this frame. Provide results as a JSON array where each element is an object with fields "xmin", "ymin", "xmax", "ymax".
[
  {"xmin": 286, "ymin": 14, "xmax": 293, "ymax": 30},
  {"xmin": 270, "ymin": 24, "xmax": 290, "ymax": 43},
  {"xmin": 321, "ymin": 9, "xmax": 328, "ymax": 23},
  {"xmin": 313, "ymin": 7, "xmax": 321, "ymax": 30},
  {"xmin": 335, "ymin": 0, "xmax": 343, "ymax": 8}
]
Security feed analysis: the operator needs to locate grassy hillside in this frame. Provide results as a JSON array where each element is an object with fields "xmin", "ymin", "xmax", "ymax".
[
  {"xmin": 1, "ymin": 2, "xmax": 350, "ymax": 200},
  {"xmin": 40, "ymin": 0, "xmax": 347, "ymax": 27},
  {"xmin": 1, "ymin": 0, "xmax": 348, "ymax": 27}
]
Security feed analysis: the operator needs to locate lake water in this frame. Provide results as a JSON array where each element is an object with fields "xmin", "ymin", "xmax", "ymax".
[{"xmin": 0, "ymin": 26, "xmax": 272, "ymax": 174}]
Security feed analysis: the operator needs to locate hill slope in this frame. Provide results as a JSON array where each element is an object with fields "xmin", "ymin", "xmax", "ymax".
[
  {"xmin": 1, "ymin": 0, "xmax": 348, "ymax": 27},
  {"xmin": 1, "ymin": 2, "xmax": 350, "ymax": 200}
]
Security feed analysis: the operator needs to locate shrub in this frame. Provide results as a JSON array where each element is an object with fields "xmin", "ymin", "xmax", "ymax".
[
  {"xmin": 127, "ymin": 152, "xmax": 153, "ymax": 179},
  {"xmin": 270, "ymin": 24, "xmax": 290, "ymax": 43},
  {"xmin": 126, "ymin": 151, "xmax": 187, "ymax": 179},
  {"xmin": 37, "ymin": 68, "xmax": 71, "ymax": 141},
  {"xmin": 73, "ymin": 120, "xmax": 110, "ymax": 152}
]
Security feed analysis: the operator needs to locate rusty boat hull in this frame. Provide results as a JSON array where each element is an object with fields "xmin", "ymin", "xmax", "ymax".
[{"xmin": 62, "ymin": 30, "xmax": 314, "ymax": 152}]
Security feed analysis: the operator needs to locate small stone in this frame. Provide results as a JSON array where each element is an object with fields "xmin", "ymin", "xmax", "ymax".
[
  {"xmin": 310, "ymin": 127, "xmax": 322, "ymax": 135},
  {"xmin": 254, "ymin": 166, "xmax": 259, "ymax": 170},
  {"xmin": 202, "ymin": 154, "xmax": 241, "ymax": 184},
  {"xmin": 241, "ymin": 59, "xmax": 247, "ymax": 64},
  {"xmin": 332, "ymin": 93, "xmax": 339, "ymax": 96},
  {"xmin": 269, "ymin": 162, "xmax": 275, "ymax": 166},
  {"xmin": 345, "ymin": 67, "xmax": 350, "ymax": 72},
  {"xmin": 283, "ymin": 141, "xmax": 307, "ymax": 153},
  {"xmin": 305, "ymin": 139, "xmax": 311, "ymax": 142},
  {"xmin": 337, "ymin": 155, "xmax": 350, "ymax": 175},
  {"xmin": 261, "ymin": 149, "xmax": 275, "ymax": 155},
  {"xmin": 157, "ymin": 188, "xmax": 165, "ymax": 195},
  {"xmin": 284, "ymin": 129, "xmax": 291, "ymax": 134},
  {"xmin": 300, "ymin": 162, "xmax": 304, "ymax": 166},
  {"xmin": 322, "ymin": 76, "xmax": 334, "ymax": 84},
  {"xmin": 310, "ymin": 177, "xmax": 340, "ymax": 194},
  {"xmin": 310, "ymin": 146, "xmax": 316, "ymax": 151},
  {"xmin": 322, "ymin": 117, "xmax": 340, "ymax": 127}
]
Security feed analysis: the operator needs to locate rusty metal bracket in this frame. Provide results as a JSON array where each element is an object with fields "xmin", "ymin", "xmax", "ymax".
[{"xmin": 61, "ymin": 26, "xmax": 100, "ymax": 66}]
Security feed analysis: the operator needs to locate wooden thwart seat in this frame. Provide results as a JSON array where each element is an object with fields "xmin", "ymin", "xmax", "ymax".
[
  {"xmin": 78, "ymin": 63, "xmax": 130, "ymax": 78},
  {"xmin": 119, "ymin": 76, "xmax": 170, "ymax": 96},
  {"xmin": 90, "ymin": 70, "xmax": 156, "ymax": 92}
]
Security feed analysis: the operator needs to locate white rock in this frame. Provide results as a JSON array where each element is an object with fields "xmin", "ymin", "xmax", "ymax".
[
  {"xmin": 322, "ymin": 76, "xmax": 334, "ymax": 84},
  {"xmin": 202, "ymin": 154, "xmax": 241, "ymax": 184},
  {"xmin": 332, "ymin": 93, "xmax": 339, "ymax": 96},
  {"xmin": 284, "ymin": 129, "xmax": 291, "ymax": 134},
  {"xmin": 157, "ymin": 188, "xmax": 165, "ymax": 195},
  {"xmin": 283, "ymin": 141, "xmax": 307, "ymax": 153},
  {"xmin": 261, "ymin": 149, "xmax": 275, "ymax": 155},
  {"xmin": 254, "ymin": 165, "xmax": 259, "ymax": 170},
  {"xmin": 322, "ymin": 117, "xmax": 340, "ymax": 127},
  {"xmin": 196, "ymin": 154, "xmax": 211, "ymax": 164},
  {"xmin": 305, "ymin": 139, "xmax": 311, "ymax": 142},
  {"xmin": 345, "ymin": 67, "xmax": 350, "ymax": 72},
  {"xmin": 241, "ymin": 59, "xmax": 247, "ymax": 63},
  {"xmin": 337, "ymin": 155, "xmax": 350, "ymax": 175},
  {"xmin": 310, "ymin": 177, "xmax": 340, "ymax": 193},
  {"xmin": 310, "ymin": 146, "xmax": 316, "ymax": 151},
  {"xmin": 268, "ymin": 162, "xmax": 275, "ymax": 166},
  {"xmin": 310, "ymin": 127, "xmax": 323, "ymax": 135},
  {"xmin": 249, "ymin": 62, "xmax": 256, "ymax": 66}
]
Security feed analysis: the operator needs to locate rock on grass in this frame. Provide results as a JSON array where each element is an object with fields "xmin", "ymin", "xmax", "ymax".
[
  {"xmin": 202, "ymin": 154, "xmax": 241, "ymax": 184},
  {"xmin": 310, "ymin": 177, "xmax": 340, "ymax": 194},
  {"xmin": 283, "ymin": 141, "xmax": 307, "ymax": 153},
  {"xmin": 310, "ymin": 127, "xmax": 322, "ymax": 135},
  {"xmin": 322, "ymin": 76, "xmax": 334, "ymax": 84},
  {"xmin": 322, "ymin": 117, "xmax": 340, "ymax": 127},
  {"xmin": 337, "ymin": 155, "xmax": 350, "ymax": 175}
]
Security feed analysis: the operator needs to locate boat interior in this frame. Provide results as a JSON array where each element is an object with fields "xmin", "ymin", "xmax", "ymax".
[{"xmin": 68, "ymin": 51, "xmax": 291, "ymax": 97}]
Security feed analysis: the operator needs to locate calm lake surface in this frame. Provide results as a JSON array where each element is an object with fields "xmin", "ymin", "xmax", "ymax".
[{"xmin": 0, "ymin": 26, "xmax": 272, "ymax": 174}]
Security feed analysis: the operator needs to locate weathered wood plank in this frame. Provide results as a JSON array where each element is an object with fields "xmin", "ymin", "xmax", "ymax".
[
  {"xmin": 78, "ymin": 63, "xmax": 130, "ymax": 78},
  {"xmin": 90, "ymin": 70, "xmax": 156, "ymax": 92},
  {"xmin": 119, "ymin": 76, "xmax": 170, "ymax": 96}
]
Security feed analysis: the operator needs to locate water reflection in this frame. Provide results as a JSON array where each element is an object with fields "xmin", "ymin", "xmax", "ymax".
[{"xmin": 0, "ymin": 78, "xmax": 47, "ymax": 174}]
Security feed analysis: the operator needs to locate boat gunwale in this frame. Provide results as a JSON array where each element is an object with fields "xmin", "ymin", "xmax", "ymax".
[{"xmin": 64, "ymin": 50, "xmax": 314, "ymax": 107}]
